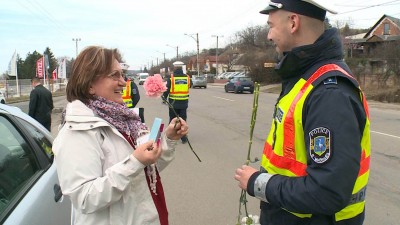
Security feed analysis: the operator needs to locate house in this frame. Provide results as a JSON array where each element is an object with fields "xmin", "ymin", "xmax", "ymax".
[
  {"xmin": 344, "ymin": 14, "xmax": 400, "ymax": 75},
  {"xmin": 187, "ymin": 55, "xmax": 229, "ymax": 75}
]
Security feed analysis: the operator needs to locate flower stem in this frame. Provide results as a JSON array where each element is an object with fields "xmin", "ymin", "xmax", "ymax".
[
  {"xmin": 162, "ymin": 96, "xmax": 201, "ymax": 162},
  {"xmin": 237, "ymin": 82, "xmax": 260, "ymax": 224}
]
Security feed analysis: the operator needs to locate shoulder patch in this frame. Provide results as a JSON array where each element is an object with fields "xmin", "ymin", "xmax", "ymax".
[
  {"xmin": 309, "ymin": 127, "xmax": 331, "ymax": 164},
  {"xmin": 323, "ymin": 76, "xmax": 337, "ymax": 85}
]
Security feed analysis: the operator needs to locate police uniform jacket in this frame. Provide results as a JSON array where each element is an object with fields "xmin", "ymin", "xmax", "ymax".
[
  {"xmin": 247, "ymin": 28, "xmax": 369, "ymax": 225},
  {"xmin": 162, "ymin": 70, "xmax": 191, "ymax": 109}
]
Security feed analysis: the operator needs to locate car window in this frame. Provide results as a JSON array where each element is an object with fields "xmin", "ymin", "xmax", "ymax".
[
  {"xmin": 239, "ymin": 77, "xmax": 252, "ymax": 82},
  {"xmin": 16, "ymin": 118, "xmax": 54, "ymax": 159},
  {"xmin": 0, "ymin": 116, "xmax": 40, "ymax": 216}
]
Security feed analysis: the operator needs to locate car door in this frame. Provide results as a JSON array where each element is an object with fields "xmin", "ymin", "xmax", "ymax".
[
  {"xmin": 225, "ymin": 79, "xmax": 233, "ymax": 91},
  {"xmin": 0, "ymin": 113, "xmax": 71, "ymax": 225}
]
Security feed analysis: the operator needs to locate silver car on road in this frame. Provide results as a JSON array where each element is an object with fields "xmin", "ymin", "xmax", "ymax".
[
  {"xmin": 0, "ymin": 104, "xmax": 71, "ymax": 225},
  {"xmin": 191, "ymin": 75, "xmax": 207, "ymax": 88}
]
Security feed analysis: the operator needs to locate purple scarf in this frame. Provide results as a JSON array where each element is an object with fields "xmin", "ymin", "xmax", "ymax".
[{"xmin": 86, "ymin": 96, "xmax": 147, "ymax": 140}]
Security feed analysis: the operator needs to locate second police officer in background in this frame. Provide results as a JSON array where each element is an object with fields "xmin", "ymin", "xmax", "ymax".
[
  {"xmin": 234, "ymin": 1, "xmax": 371, "ymax": 225},
  {"xmin": 121, "ymin": 63, "xmax": 140, "ymax": 108},
  {"xmin": 121, "ymin": 63, "xmax": 144, "ymax": 122},
  {"xmin": 163, "ymin": 61, "xmax": 191, "ymax": 144}
]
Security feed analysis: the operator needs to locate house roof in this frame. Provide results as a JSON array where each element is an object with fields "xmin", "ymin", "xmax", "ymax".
[{"xmin": 364, "ymin": 14, "xmax": 400, "ymax": 38}]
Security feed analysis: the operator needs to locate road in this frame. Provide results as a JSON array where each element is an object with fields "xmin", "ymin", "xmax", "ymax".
[{"xmin": 12, "ymin": 84, "xmax": 400, "ymax": 225}]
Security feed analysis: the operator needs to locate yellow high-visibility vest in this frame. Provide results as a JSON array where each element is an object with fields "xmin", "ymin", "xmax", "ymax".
[
  {"xmin": 261, "ymin": 64, "xmax": 371, "ymax": 221},
  {"xmin": 122, "ymin": 79, "xmax": 133, "ymax": 108},
  {"xmin": 169, "ymin": 75, "xmax": 190, "ymax": 100}
]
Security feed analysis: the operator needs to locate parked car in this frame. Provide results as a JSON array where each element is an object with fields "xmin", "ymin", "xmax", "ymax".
[
  {"xmin": 0, "ymin": 90, "xmax": 5, "ymax": 104},
  {"xmin": 137, "ymin": 73, "xmax": 149, "ymax": 85},
  {"xmin": 224, "ymin": 76, "xmax": 254, "ymax": 94},
  {"xmin": 191, "ymin": 75, "xmax": 207, "ymax": 88},
  {"xmin": 0, "ymin": 104, "xmax": 71, "ymax": 225}
]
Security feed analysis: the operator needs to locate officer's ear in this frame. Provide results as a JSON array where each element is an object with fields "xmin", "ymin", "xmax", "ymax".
[{"xmin": 288, "ymin": 13, "xmax": 301, "ymax": 33}]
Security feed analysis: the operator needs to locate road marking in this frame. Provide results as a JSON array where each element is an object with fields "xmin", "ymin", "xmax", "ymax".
[
  {"xmin": 371, "ymin": 130, "xmax": 400, "ymax": 139},
  {"xmin": 213, "ymin": 96, "xmax": 235, "ymax": 102}
]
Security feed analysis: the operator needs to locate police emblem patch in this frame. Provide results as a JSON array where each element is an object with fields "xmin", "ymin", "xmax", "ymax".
[{"xmin": 309, "ymin": 127, "xmax": 331, "ymax": 164}]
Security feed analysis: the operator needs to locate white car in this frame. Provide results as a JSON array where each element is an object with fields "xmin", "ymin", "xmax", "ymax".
[
  {"xmin": 0, "ymin": 104, "xmax": 71, "ymax": 225},
  {"xmin": 137, "ymin": 73, "xmax": 149, "ymax": 85},
  {"xmin": 0, "ymin": 90, "xmax": 5, "ymax": 104}
]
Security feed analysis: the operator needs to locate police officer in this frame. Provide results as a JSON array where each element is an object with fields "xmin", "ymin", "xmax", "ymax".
[
  {"xmin": 163, "ymin": 61, "xmax": 191, "ymax": 143},
  {"xmin": 121, "ymin": 63, "xmax": 140, "ymax": 108},
  {"xmin": 121, "ymin": 63, "xmax": 143, "ymax": 122},
  {"xmin": 234, "ymin": 1, "xmax": 371, "ymax": 224}
]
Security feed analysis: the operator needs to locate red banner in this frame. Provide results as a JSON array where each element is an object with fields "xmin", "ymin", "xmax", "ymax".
[
  {"xmin": 52, "ymin": 68, "xmax": 57, "ymax": 80},
  {"xmin": 36, "ymin": 57, "xmax": 44, "ymax": 78}
]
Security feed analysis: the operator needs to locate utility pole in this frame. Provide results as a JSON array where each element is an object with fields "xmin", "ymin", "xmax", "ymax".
[
  {"xmin": 156, "ymin": 51, "xmax": 166, "ymax": 63},
  {"xmin": 184, "ymin": 33, "xmax": 200, "ymax": 76},
  {"xmin": 211, "ymin": 35, "xmax": 223, "ymax": 76},
  {"xmin": 72, "ymin": 38, "xmax": 81, "ymax": 57},
  {"xmin": 166, "ymin": 44, "xmax": 179, "ymax": 59}
]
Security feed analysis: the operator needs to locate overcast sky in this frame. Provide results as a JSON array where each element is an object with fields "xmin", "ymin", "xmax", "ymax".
[{"xmin": 1, "ymin": 0, "xmax": 399, "ymax": 72}]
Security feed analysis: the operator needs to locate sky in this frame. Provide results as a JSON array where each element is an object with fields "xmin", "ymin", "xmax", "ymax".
[{"xmin": 1, "ymin": 0, "xmax": 400, "ymax": 72}]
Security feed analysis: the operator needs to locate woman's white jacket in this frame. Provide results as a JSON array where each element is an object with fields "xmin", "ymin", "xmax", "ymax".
[{"xmin": 53, "ymin": 100, "xmax": 177, "ymax": 225}]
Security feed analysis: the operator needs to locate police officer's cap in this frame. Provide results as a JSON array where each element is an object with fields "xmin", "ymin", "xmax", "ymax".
[
  {"xmin": 173, "ymin": 61, "xmax": 185, "ymax": 67},
  {"xmin": 260, "ymin": 0, "xmax": 337, "ymax": 21}
]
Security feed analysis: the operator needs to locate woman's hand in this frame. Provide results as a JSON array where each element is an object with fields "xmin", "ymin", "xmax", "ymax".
[
  {"xmin": 132, "ymin": 140, "xmax": 161, "ymax": 166},
  {"xmin": 165, "ymin": 117, "xmax": 189, "ymax": 140}
]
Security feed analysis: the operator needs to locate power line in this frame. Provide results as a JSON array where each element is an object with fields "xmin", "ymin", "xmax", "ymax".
[
  {"xmin": 334, "ymin": 0, "xmax": 400, "ymax": 15},
  {"xmin": 30, "ymin": 0, "xmax": 75, "ymax": 36}
]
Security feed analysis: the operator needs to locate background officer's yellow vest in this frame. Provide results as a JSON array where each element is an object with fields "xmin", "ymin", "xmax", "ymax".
[
  {"xmin": 261, "ymin": 64, "xmax": 371, "ymax": 221},
  {"xmin": 122, "ymin": 80, "xmax": 133, "ymax": 108},
  {"xmin": 169, "ymin": 75, "xmax": 190, "ymax": 100}
]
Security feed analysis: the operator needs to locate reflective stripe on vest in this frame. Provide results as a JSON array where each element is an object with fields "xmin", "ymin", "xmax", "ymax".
[
  {"xmin": 170, "ymin": 75, "xmax": 190, "ymax": 100},
  {"xmin": 122, "ymin": 80, "xmax": 133, "ymax": 108},
  {"xmin": 261, "ymin": 64, "xmax": 371, "ymax": 221}
]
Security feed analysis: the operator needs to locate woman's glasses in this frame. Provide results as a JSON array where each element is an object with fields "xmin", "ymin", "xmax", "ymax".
[{"xmin": 106, "ymin": 70, "xmax": 125, "ymax": 81}]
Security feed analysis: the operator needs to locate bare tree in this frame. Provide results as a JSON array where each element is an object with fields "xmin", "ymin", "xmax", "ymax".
[{"xmin": 375, "ymin": 41, "xmax": 400, "ymax": 86}]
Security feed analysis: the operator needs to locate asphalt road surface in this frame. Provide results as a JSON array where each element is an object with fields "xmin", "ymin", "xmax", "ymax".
[{"xmin": 11, "ymin": 84, "xmax": 400, "ymax": 225}]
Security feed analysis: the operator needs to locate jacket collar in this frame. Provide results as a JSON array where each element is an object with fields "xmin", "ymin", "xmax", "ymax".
[
  {"xmin": 64, "ymin": 100, "xmax": 110, "ymax": 130},
  {"xmin": 275, "ymin": 28, "xmax": 343, "ymax": 81}
]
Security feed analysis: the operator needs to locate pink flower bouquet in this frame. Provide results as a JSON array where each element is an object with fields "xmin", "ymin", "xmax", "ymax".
[{"xmin": 143, "ymin": 74, "xmax": 167, "ymax": 98}]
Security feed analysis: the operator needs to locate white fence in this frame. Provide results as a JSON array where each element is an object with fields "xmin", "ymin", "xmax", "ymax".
[{"xmin": 0, "ymin": 79, "xmax": 67, "ymax": 99}]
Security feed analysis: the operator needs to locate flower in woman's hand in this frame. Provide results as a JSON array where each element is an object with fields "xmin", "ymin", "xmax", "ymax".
[
  {"xmin": 143, "ymin": 74, "xmax": 167, "ymax": 98},
  {"xmin": 143, "ymin": 73, "xmax": 201, "ymax": 162}
]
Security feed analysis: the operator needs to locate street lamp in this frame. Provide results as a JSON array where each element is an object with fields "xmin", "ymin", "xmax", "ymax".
[
  {"xmin": 211, "ymin": 35, "xmax": 223, "ymax": 76},
  {"xmin": 72, "ymin": 38, "xmax": 81, "ymax": 57},
  {"xmin": 166, "ymin": 44, "xmax": 179, "ymax": 59},
  {"xmin": 184, "ymin": 33, "xmax": 200, "ymax": 76},
  {"xmin": 156, "ymin": 51, "xmax": 166, "ymax": 63}
]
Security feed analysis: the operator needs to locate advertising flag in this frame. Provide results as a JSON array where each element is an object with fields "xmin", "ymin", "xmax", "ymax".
[
  {"xmin": 36, "ymin": 56, "xmax": 44, "ymax": 78},
  {"xmin": 57, "ymin": 57, "xmax": 67, "ymax": 79},
  {"xmin": 7, "ymin": 51, "xmax": 17, "ymax": 77},
  {"xmin": 52, "ymin": 68, "xmax": 57, "ymax": 80}
]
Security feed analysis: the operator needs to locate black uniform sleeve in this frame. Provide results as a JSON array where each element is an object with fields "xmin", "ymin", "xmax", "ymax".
[
  {"xmin": 263, "ymin": 77, "xmax": 366, "ymax": 214},
  {"xmin": 162, "ymin": 78, "xmax": 171, "ymax": 100},
  {"xmin": 130, "ymin": 81, "xmax": 140, "ymax": 108}
]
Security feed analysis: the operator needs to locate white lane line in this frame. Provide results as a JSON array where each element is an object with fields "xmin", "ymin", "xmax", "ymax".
[
  {"xmin": 213, "ymin": 96, "xmax": 235, "ymax": 102},
  {"xmin": 371, "ymin": 130, "xmax": 400, "ymax": 139}
]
